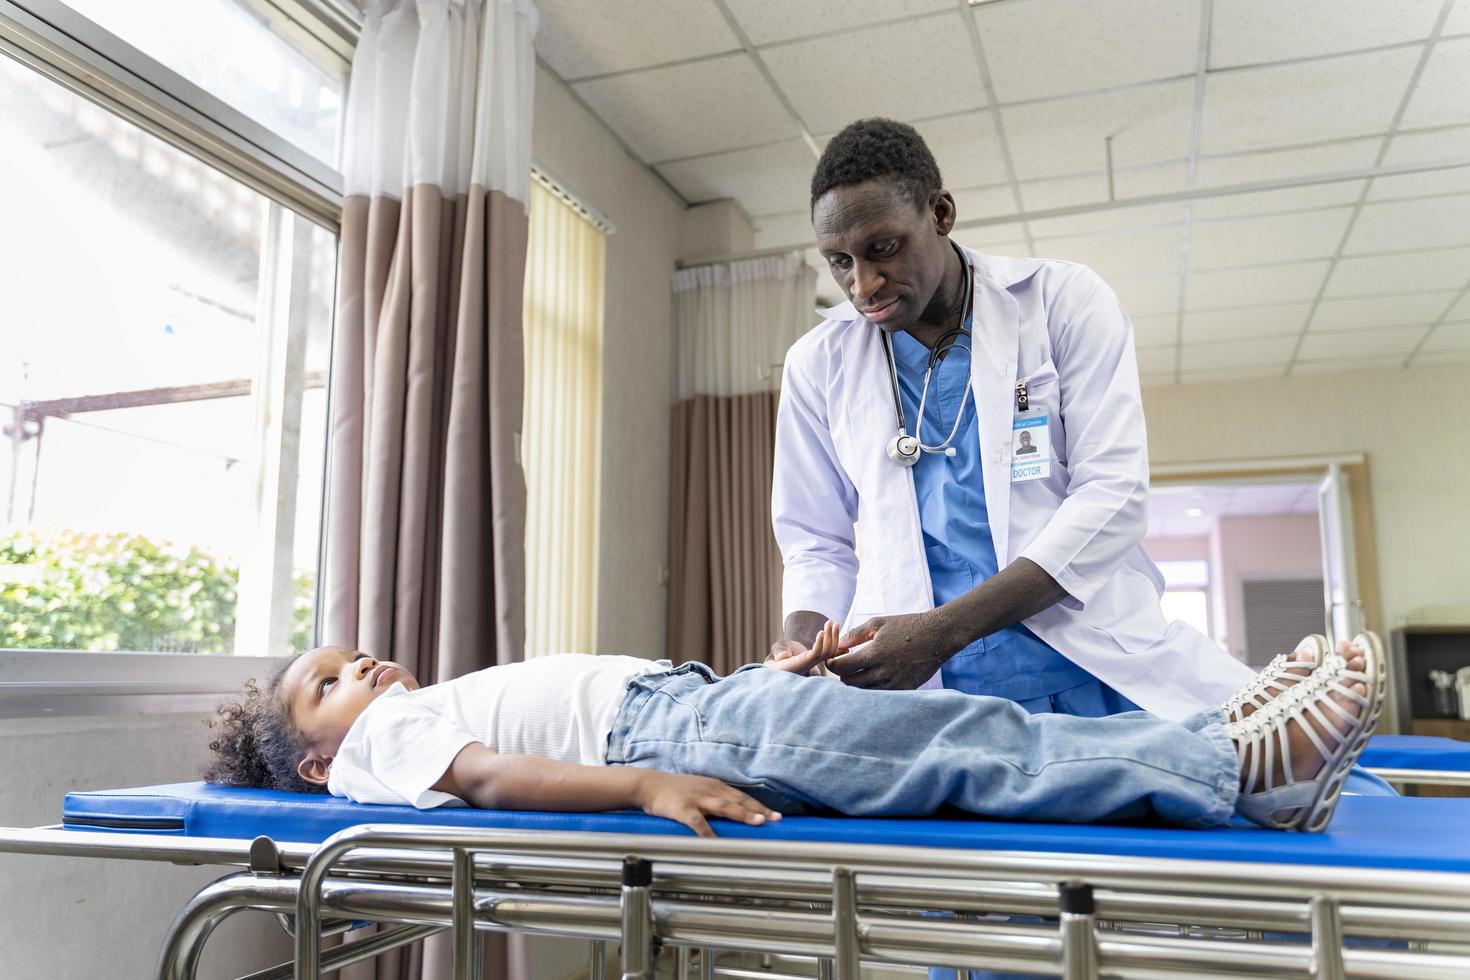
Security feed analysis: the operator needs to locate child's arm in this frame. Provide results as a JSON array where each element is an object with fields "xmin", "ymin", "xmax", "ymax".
[
  {"xmin": 431, "ymin": 746, "xmax": 781, "ymax": 838},
  {"xmin": 765, "ymin": 620, "xmax": 841, "ymax": 676}
]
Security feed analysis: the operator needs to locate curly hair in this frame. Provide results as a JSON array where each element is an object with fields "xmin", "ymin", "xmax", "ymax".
[
  {"xmin": 809, "ymin": 117, "xmax": 943, "ymax": 213},
  {"xmin": 203, "ymin": 658, "xmax": 324, "ymax": 794}
]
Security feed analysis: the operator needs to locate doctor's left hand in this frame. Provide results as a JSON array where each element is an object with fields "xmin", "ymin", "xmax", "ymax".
[{"xmin": 825, "ymin": 613, "xmax": 957, "ymax": 689}]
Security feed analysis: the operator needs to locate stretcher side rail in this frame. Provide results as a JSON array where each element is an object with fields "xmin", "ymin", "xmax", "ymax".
[
  {"xmin": 1364, "ymin": 767, "xmax": 1470, "ymax": 787},
  {"xmin": 7, "ymin": 820, "xmax": 1470, "ymax": 980},
  {"xmin": 152, "ymin": 864, "xmax": 1470, "ymax": 980},
  {"xmin": 294, "ymin": 823, "xmax": 1470, "ymax": 980}
]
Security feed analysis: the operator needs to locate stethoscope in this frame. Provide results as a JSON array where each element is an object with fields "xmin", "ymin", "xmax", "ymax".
[{"xmin": 882, "ymin": 250, "xmax": 974, "ymax": 467}]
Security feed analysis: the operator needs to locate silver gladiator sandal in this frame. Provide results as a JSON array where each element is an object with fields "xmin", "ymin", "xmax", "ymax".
[{"xmin": 1226, "ymin": 631, "xmax": 1385, "ymax": 832}]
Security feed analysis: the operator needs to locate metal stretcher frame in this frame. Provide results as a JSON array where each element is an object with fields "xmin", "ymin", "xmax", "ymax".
[
  {"xmin": 5, "ymin": 820, "xmax": 1470, "ymax": 980},
  {"xmin": 1362, "ymin": 734, "xmax": 1470, "ymax": 790}
]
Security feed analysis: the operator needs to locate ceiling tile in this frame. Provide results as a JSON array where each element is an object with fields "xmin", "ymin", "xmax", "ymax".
[
  {"xmin": 1194, "ymin": 139, "xmax": 1381, "ymax": 188},
  {"xmin": 726, "ymin": 0, "xmax": 951, "ymax": 46},
  {"xmin": 1135, "ymin": 345, "xmax": 1178, "ymax": 375},
  {"xmin": 1343, "ymin": 194, "xmax": 1470, "ymax": 252},
  {"xmin": 575, "ymin": 54, "xmax": 798, "ymax": 162},
  {"xmin": 751, "ymin": 209, "xmax": 812, "ymax": 250},
  {"xmin": 762, "ymin": 14, "xmax": 982, "ymax": 135},
  {"xmin": 1188, "ymin": 207, "xmax": 1354, "ymax": 269},
  {"xmin": 1003, "ymin": 80, "xmax": 1196, "ymax": 181},
  {"xmin": 1400, "ymin": 37, "xmax": 1470, "ymax": 130},
  {"xmin": 1179, "ymin": 364, "xmax": 1287, "ymax": 382},
  {"xmin": 1421, "ymin": 318, "xmax": 1470, "ymax": 350},
  {"xmin": 1130, "ymin": 312, "xmax": 1180, "ymax": 347},
  {"xmin": 656, "ymin": 137, "xmax": 815, "ymax": 214},
  {"xmin": 1033, "ymin": 225, "xmax": 1186, "ymax": 280},
  {"xmin": 1325, "ymin": 248, "xmax": 1470, "ymax": 296},
  {"xmin": 954, "ymin": 222, "xmax": 1028, "ymax": 249},
  {"xmin": 1180, "ymin": 335, "xmax": 1297, "ymax": 369},
  {"xmin": 1310, "ymin": 291, "xmax": 1458, "ymax": 330},
  {"xmin": 1297, "ymin": 326, "xmax": 1429, "ymax": 360},
  {"xmin": 911, "ymin": 112, "xmax": 1008, "ymax": 192},
  {"xmin": 1450, "ymin": 0, "xmax": 1470, "ymax": 34},
  {"xmin": 1411, "ymin": 349, "xmax": 1470, "ymax": 365},
  {"xmin": 1182, "ymin": 303, "xmax": 1311, "ymax": 342},
  {"xmin": 1200, "ymin": 48, "xmax": 1420, "ymax": 153},
  {"xmin": 535, "ymin": 0, "xmax": 739, "ymax": 79},
  {"xmin": 1210, "ymin": 0, "xmax": 1444, "ymax": 68},
  {"xmin": 975, "ymin": 0, "xmax": 1200, "ymax": 103},
  {"xmin": 1019, "ymin": 174, "xmax": 1111, "ymax": 212},
  {"xmin": 1291, "ymin": 357, "xmax": 1412, "ymax": 375},
  {"xmin": 1382, "ymin": 124, "xmax": 1470, "ymax": 164},
  {"xmin": 1028, "ymin": 204, "xmax": 1188, "ymax": 239},
  {"xmin": 1185, "ymin": 260, "xmax": 1330, "ymax": 309},
  {"xmin": 1367, "ymin": 167, "xmax": 1470, "ymax": 201},
  {"xmin": 1190, "ymin": 181, "xmax": 1366, "ymax": 220},
  {"xmin": 1110, "ymin": 273, "xmax": 1183, "ymax": 316},
  {"xmin": 952, "ymin": 184, "xmax": 1021, "ymax": 223},
  {"xmin": 1113, "ymin": 162, "xmax": 1193, "ymax": 199}
]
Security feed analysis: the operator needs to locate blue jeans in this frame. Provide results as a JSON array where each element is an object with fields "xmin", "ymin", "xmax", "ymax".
[{"xmin": 606, "ymin": 664, "xmax": 1239, "ymax": 826}]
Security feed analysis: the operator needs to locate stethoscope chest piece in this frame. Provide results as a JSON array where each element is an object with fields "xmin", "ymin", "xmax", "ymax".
[{"xmin": 887, "ymin": 431, "xmax": 920, "ymax": 466}]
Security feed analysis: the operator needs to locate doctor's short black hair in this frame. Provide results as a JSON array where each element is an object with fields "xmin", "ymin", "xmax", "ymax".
[{"xmin": 810, "ymin": 118, "xmax": 943, "ymax": 214}]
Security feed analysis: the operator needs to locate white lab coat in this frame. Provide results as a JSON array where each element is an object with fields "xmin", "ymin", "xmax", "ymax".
[{"xmin": 772, "ymin": 247, "xmax": 1254, "ymax": 720}]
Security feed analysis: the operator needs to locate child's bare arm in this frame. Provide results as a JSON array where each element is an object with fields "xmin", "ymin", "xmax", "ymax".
[{"xmin": 431, "ymin": 744, "xmax": 780, "ymax": 837}]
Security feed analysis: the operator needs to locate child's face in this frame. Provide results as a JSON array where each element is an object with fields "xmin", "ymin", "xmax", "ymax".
[{"xmin": 282, "ymin": 646, "xmax": 419, "ymax": 784}]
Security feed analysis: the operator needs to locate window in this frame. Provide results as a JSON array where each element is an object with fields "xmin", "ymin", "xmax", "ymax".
[
  {"xmin": 1156, "ymin": 559, "xmax": 1213, "ymax": 640},
  {"xmin": 522, "ymin": 179, "xmax": 607, "ymax": 658},
  {"xmin": 56, "ymin": 0, "xmax": 348, "ymax": 165},
  {"xmin": 0, "ymin": 51, "xmax": 337, "ymax": 655}
]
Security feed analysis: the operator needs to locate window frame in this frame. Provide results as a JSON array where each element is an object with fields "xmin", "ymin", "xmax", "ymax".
[
  {"xmin": 0, "ymin": 0, "xmax": 346, "ymax": 228},
  {"xmin": 0, "ymin": 0, "xmax": 357, "ymax": 709}
]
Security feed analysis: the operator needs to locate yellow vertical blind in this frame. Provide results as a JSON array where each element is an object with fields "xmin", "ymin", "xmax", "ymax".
[{"xmin": 522, "ymin": 181, "xmax": 605, "ymax": 657}]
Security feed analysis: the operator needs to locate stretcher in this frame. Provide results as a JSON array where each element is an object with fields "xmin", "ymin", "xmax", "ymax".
[
  {"xmin": 3, "ymin": 780, "xmax": 1470, "ymax": 980},
  {"xmin": 1361, "ymin": 734, "xmax": 1470, "ymax": 788}
]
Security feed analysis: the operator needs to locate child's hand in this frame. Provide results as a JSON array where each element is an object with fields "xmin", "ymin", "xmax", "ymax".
[
  {"xmin": 635, "ymin": 771, "xmax": 781, "ymax": 837},
  {"xmin": 764, "ymin": 620, "xmax": 840, "ymax": 675}
]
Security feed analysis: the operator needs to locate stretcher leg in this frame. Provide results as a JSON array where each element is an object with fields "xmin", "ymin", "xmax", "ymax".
[
  {"xmin": 833, "ymin": 866, "xmax": 860, "ymax": 978},
  {"xmin": 453, "ymin": 849, "xmax": 483, "ymax": 980},
  {"xmin": 620, "ymin": 857, "xmax": 655, "ymax": 980},
  {"xmin": 1311, "ymin": 896, "xmax": 1345, "ymax": 980},
  {"xmin": 1058, "ymin": 881, "xmax": 1096, "ymax": 980}
]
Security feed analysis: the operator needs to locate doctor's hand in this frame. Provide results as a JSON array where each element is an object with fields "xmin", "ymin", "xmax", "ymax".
[{"xmin": 826, "ymin": 613, "xmax": 957, "ymax": 689}]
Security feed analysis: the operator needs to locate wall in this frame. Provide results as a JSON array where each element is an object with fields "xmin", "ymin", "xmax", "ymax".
[
  {"xmin": 0, "ymin": 711, "xmax": 291, "ymax": 979},
  {"xmin": 1141, "ymin": 534, "xmax": 1209, "ymax": 561},
  {"xmin": 1142, "ymin": 362, "xmax": 1470, "ymax": 634},
  {"xmin": 530, "ymin": 65, "xmax": 686, "ymax": 663},
  {"xmin": 1210, "ymin": 513, "xmax": 1323, "ymax": 661}
]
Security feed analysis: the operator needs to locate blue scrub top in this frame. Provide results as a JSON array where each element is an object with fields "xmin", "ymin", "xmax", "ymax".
[{"xmin": 890, "ymin": 325, "xmax": 1137, "ymax": 716}]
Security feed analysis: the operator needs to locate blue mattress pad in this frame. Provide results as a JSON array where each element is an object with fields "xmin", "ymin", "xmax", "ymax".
[
  {"xmin": 1360, "ymin": 734, "xmax": 1470, "ymax": 772},
  {"xmin": 61, "ymin": 781, "xmax": 1470, "ymax": 875}
]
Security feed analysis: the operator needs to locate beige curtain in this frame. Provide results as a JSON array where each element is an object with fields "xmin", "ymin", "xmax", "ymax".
[
  {"xmin": 668, "ymin": 255, "xmax": 816, "ymax": 674},
  {"xmin": 523, "ymin": 180, "xmax": 605, "ymax": 658},
  {"xmin": 322, "ymin": 0, "xmax": 538, "ymax": 976}
]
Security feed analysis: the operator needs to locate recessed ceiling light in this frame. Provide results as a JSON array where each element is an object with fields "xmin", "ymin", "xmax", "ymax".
[{"xmin": 1184, "ymin": 507, "xmax": 1204, "ymax": 518}]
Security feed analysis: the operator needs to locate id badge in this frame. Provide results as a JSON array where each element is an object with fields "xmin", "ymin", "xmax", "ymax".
[{"xmin": 1011, "ymin": 409, "xmax": 1050, "ymax": 483}]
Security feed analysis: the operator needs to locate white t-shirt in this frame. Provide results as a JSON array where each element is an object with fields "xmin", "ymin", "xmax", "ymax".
[{"xmin": 327, "ymin": 654, "xmax": 670, "ymax": 808}]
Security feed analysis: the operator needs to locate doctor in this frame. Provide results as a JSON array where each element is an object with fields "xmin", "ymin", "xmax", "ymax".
[{"xmin": 770, "ymin": 118, "xmax": 1255, "ymax": 720}]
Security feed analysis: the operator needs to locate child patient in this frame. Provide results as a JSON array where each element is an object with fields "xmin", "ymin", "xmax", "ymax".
[{"xmin": 205, "ymin": 625, "xmax": 1384, "ymax": 837}]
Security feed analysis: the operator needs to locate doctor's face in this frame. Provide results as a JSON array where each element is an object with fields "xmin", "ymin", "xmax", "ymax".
[{"xmin": 812, "ymin": 178, "xmax": 956, "ymax": 333}]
